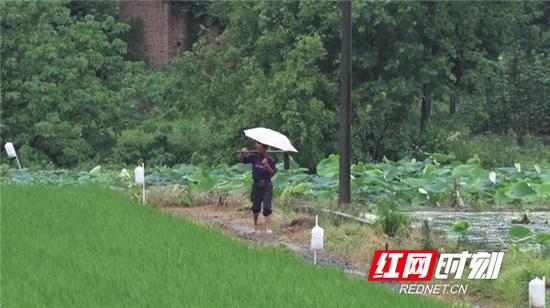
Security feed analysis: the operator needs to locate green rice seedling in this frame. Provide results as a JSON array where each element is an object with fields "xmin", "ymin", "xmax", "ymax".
[{"xmin": 1, "ymin": 184, "xmax": 445, "ymax": 308}]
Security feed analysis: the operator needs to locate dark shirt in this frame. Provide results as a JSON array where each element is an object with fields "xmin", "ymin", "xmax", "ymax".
[{"xmin": 242, "ymin": 153, "xmax": 277, "ymax": 181}]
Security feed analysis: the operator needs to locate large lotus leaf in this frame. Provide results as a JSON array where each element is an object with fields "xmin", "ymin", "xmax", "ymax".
[
  {"xmin": 505, "ymin": 181, "xmax": 537, "ymax": 200},
  {"xmin": 508, "ymin": 225, "xmax": 532, "ymax": 239},
  {"xmin": 316, "ymin": 154, "xmax": 339, "ymax": 176}
]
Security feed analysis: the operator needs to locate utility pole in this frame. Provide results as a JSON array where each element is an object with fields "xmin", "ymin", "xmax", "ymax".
[{"xmin": 338, "ymin": 0, "xmax": 352, "ymax": 205}]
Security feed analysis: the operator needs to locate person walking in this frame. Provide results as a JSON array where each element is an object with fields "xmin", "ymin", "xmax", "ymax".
[{"xmin": 238, "ymin": 142, "xmax": 277, "ymax": 234}]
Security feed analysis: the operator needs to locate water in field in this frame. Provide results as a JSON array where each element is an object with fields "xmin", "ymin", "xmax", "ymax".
[{"xmin": 406, "ymin": 210, "xmax": 550, "ymax": 249}]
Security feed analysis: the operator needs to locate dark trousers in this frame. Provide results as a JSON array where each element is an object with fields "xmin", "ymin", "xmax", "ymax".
[{"xmin": 250, "ymin": 180, "xmax": 273, "ymax": 216}]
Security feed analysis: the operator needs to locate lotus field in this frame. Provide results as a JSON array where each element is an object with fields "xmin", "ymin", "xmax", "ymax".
[{"xmin": 2, "ymin": 154, "xmax": 549, "ymax": 207}]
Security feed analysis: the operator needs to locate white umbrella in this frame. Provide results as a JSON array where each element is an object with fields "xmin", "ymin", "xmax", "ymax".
[{"xmin": 244, "ymin": 127, "xmax": 298, "ymax": 153}]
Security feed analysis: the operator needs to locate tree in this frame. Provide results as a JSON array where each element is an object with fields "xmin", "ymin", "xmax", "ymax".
[{"xmin": 0, "ymin": 1, "xmax": 152, "ymax": 165}]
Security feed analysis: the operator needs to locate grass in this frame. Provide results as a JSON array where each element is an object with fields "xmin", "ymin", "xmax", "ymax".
[
  {"xmin": 465, "ymin": 247, "xmax": 550, "ymax": 307},
  {"xmin": 0, "ymin": 185, "xmax": 445, "ymax": 307}
]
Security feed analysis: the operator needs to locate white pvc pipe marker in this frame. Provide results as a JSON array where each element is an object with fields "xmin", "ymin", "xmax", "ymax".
[
  {"xmin": 4, "ymin": 142, "xmax": 21, "ymax": 170},
  {"xmin": 310, "ymin": 215, "xmax": 324, "ymax": 265},
  {"xmin": 135, "ymin": 164, "xmax": 145, "ymax": 204},
  {"xmin": 529, "ymin": 276, "xmax": 545, "ymax": 308}
]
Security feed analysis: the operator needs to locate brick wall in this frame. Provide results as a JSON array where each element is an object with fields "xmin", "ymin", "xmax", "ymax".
[{"xmin": 120, "ymin": 0, "xmax": 189, "ymax": 67}]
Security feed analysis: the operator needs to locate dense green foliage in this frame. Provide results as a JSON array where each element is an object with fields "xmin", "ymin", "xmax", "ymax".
[
  {"xmin": 3, "ymin": 154, "xmax": 549, "ymax": 207},
  {"xmin": 1, "ymin": 1, "xmax": 549, "ymax": 169},
  {"xmin": 1, "ymin": 184, "xmax": 445, "ymax": 307},
  {"xmin": 1, "ymin": 0, "xmax": 161, "ymax": 166}
]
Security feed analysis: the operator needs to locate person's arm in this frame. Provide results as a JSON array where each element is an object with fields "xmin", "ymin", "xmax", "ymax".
[
  {"xmin": 262, "ymin": 156, "xmax": 276, "ymax": 177},
  {"xmin": 238, "ymin": 148, "xmax": 252, "ymax": 163}
]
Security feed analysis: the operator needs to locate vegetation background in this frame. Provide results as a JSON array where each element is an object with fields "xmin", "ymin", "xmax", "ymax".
[{"xmin": 1, "ymin": 0, "xmax": 549, "ymax": 170}]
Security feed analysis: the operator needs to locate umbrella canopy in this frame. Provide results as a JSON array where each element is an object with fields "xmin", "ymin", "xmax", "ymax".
[{"xmin": 244, "ymin": 127, "xmax": 298, "ymax": 153}]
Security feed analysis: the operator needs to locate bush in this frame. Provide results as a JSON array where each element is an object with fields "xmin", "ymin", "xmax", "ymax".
[
  {"xmin": 448, "ymin": 132, "xmax": 550, "ymax": 167},
  {"xmin": 111, "ymin": 118, "xmax": 214, "ymax": 166},
  {"xmin": 375, "ymin": 201, "xmax": 410, "ymax": 237}
]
